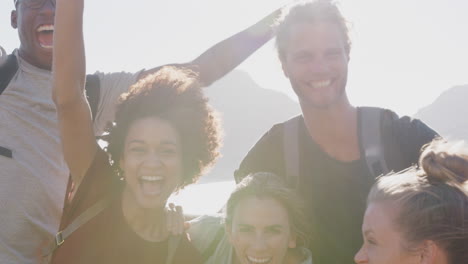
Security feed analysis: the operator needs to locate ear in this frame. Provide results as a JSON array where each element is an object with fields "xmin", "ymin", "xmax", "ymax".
[
  {"xmin": 224, "ymin": 223, "xmax": 234, "ymax": 244},
  {"xmin": 419, "ymin": 240, "xmax": 439, "ymax": 264},
  {"xmin": 288, "ymin": 232, "xmax": 297, "ymax": 249},
  {"xmin": 118, "ymin": 157, "xmax": 125, "ymax": 177},
  {"xmin": 11, "ymin": 10, "xmax": 18, "ymax": 29}
]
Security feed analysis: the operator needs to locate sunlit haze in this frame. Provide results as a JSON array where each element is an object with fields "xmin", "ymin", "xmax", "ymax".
[
  {"xmin": 2, "ymin": 0, "xmax": 467, "ymax": 116},
  {"xmin": 1, "ymin": 0, "xmax": 467, "ymax": 213}
]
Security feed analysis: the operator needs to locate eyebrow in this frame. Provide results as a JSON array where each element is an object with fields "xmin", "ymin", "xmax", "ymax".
[
  {"xmin": 292, "ymin": 50, "xmax": 312, "ymax": 58},
  {"xmin": 363, "ymin": 230, "xmax": 374, "ymax": 236},
  {"xmin": 326, "ymin": 47, "xmax": 343, "ymax": 52},
  {"xmin": 237, "ymin": 224, "xmax": 284, "ymax": 229}
]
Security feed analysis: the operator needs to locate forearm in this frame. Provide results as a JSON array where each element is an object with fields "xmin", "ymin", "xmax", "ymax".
[
  {"xmin": 139, "ymin": 7, "xmax": 281, "ymax": 85},
  {"xmin": 53, "ymin": 0, "xmax": 96, "ymax": 185},
  {"xmin": 53, "ymin": 0, "xmax": 86, "ymax": 107},
  {"xmin": 192, "ymin": 8, "xmax": 281, "ymax": 86}
]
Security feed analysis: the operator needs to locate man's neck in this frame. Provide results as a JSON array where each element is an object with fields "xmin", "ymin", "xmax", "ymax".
[
  {"xmin": 17, "ymin": 48, "xmax": 52, "ymax": 71},
  {"xmin": 300, "ymin": 98, "xmax": 360, "ymax": 162}
]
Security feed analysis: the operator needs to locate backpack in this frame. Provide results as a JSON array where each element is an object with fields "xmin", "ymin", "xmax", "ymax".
[
  {"xmin": 283, "ymin": 107, "xmax": 390, "ymax": 189},
  {"xmin": 0, "ymin": 53, "xmax": 101, "ymax": 120}
]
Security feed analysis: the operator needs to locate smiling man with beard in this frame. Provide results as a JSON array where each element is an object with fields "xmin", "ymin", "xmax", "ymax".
[
  {"xmin": 0, "ymin": 0, "xmax": 281, "ymax": 262},
  {"xmin": 234, "ymin": 1, "xmax": 439, "ymax": 263}
]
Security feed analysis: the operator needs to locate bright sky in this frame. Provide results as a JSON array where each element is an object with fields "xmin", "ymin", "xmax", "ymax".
[{"xmin": 1, "ymin": 0, "xmax": 467, "ymax": 116}]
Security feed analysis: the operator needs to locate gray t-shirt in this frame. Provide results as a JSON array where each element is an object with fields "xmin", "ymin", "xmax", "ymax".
[{"xmin": 0, "ymin": 51, "xmax": 140, "ymax": 263}]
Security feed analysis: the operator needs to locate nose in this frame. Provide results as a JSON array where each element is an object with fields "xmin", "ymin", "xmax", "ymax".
[
  {"xmin": 251, "ymin": 233, "xmax": 268, "ymax": 252},
  {"xmin": 354, "ymin": 246, "xmax": 368, "ymax": 263},
  {"xmin": 307, "ymin": 56, "xmax": 331, "ymax": 75},
  {"xmin": 143, "ymin": 151, "xmax": 164, "ymax": 168},
  {"xmin": 39, "ymin": 0, "xmax": 55, "ymax": 16}
]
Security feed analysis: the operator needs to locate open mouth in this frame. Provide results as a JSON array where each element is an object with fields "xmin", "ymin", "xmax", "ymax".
[
  {"xmin": 247, "ymin": 256, "xmax": 272, "ymax": 264},
  {"xmin": 139, "ymin": 175, "xmax": 164, "ymax": 196},
  {"xmin": 36, "ymin": 24, "xmax": 54, "ymax": 49}
]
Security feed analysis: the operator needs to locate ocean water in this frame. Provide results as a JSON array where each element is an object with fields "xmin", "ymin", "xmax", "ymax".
[{"xmin": 168, "ymin": 180, "xmax": 236, "ymax": 215}]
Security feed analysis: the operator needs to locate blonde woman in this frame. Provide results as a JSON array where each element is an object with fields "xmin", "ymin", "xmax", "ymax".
[
  {"xmin": 355, "ymin": 140, "xmax": 468, "ymax": 264},
  {"xmin": 189, "ymin": 172, "xmax": 313, "ymax": 264}
]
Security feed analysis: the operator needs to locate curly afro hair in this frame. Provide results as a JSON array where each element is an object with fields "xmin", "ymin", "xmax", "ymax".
[{"xmin": 104, "ymin": 66, "xmax": 221, "ymax": 188}]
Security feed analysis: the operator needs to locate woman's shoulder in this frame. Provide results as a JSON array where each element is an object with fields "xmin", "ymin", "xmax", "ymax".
[
  {"xmin": 188, "ymin": 214, "xmax": 224, "ymax": 246},
  {"xmin": 298, "ymin": 247, "xmax": 313, "ymax": 264},
  {"xmin": 287, "ymin": 247, "xmax": 313, "ymax": 264},
  {"xmin": 189, "ymin": 214, "xmax": 223, "ymax": 227},
  {"xmin": 187, "ymin": 214, "xmax": 233, "ymax": 261}
]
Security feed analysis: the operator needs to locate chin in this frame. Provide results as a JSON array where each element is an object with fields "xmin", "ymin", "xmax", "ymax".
[{"xmin": 135, "ymin": 194, "xmax": 167, "ymax": 210}]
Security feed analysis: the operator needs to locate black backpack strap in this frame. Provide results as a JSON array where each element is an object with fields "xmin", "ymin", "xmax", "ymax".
[
  {"xmin": 0, "ymin": 54, "xmax": 19, "ymax": 95},
  {"xmin": 85, "ymin": 74, "xmax": 101, "ymax": 121},
  {"xmin": 360, "ymin": 107, "xmax": 389, "ymax": 177},
  {"xmin": 283, "ymin": 115, "xmax": 302, "ymax": 189},
  {"xmin": 0, "ymin": 56, "xmax": 100, "ymax": 120},
  {"xmin": 42, "ymin": 197, "xmax": 111, "ymax": 259}
]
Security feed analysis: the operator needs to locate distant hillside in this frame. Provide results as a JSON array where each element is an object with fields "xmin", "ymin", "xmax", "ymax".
[
  {"xmin": 415, "ymin": 85, "xmax": 468, "ymax": 140},
  {"xmin": 201, "ymin": 72, "xmax": 467, "ymax": 182},
  {"xmin": 202, "ymin": 70, "xmax": 301, "ymax": 182}
]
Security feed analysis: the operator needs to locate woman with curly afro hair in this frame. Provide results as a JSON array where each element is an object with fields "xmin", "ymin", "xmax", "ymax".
[{"xmin": 46, "ymin": 1, "xmax": 221, "ymax": 263}]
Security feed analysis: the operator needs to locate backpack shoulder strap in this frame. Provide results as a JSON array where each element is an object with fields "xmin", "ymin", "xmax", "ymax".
[
  {"xmin": 42, "ymin": 197, "xmax": 111, "ymax": 258},
  {"xmin": 85, "ymin": 74, "xmax": 101, "ymax": 121},
  {"xmin": 165, "ymin": 234, "xmax": 182, "ymax": 264},
  {"xmin": 0, "ymin": 54, "xmax": 19, "ymax": 95},
  {"xmin": 360, "ymin": 107, "xmax": 390, "ymax": 177},
  {"xmin": 283, "ymin": 115, "xmax": 302, "ymax": 189},
  {"xmin": 0, "ymin": 56, "xmax": 100, "ymax": 120}
]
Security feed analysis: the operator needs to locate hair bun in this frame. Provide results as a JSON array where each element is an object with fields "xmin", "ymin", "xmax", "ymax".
[{"xmin": 420, "ymin": 140, "xmax": 468, "ymax": 185}]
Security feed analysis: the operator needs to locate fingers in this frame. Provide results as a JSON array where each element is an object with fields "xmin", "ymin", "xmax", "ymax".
[
  {"xmin": 184, "ymin": 221, "xmax": 191, "ymax": 231},
  {"xmin": 166, "ymin": 203, "xmax": 185, "ymax": 235}
]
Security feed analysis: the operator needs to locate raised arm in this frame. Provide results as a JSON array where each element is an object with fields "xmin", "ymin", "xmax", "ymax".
[
  {"xmin": 53, "ymin": 0, "xmax": 97, "ymax": 186},
  {"xmin": 139, "ymin": 7, "xmax": 281, "ymax": 86}
]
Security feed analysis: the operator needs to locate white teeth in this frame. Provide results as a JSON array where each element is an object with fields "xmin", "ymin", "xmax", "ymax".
[
  {"xmin": 37, "ymin": 25, "xmax": 55, "ymax": 32},
  {"xmin": 310, "ymin": 80, "xmax": 331, "ymax": 89},
  {"xmin": 39, "ymin": 44, "xmax": 53, "ymax": 49},
  {"xmin": 140, "ymin": 176, "xmax": 164, "ymax": 182},
  {"xmin": 247, "ymin": 256, "xmax": 271, "ymax": 263}
]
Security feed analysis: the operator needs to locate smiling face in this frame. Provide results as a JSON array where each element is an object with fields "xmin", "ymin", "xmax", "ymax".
[
  {"xmin": 11, "ymin": 0, "xmax": 55, "ymax": 70},
  {"xmin": 354, "ymin": 202, "xmax": 422, "ymax": 264},
  {"xmin": 281, "ymin": 22, "xmax": 349, "ymax": 109},
  {"xmin": 227, "ymin": 197, "xmax": 296, "ymax": 264},
  {"xmin": 120, "ymin": 117, "xmax": 182, "ymax": 209}
]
